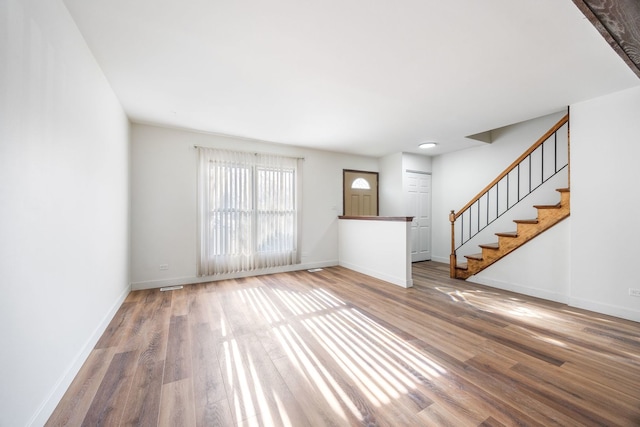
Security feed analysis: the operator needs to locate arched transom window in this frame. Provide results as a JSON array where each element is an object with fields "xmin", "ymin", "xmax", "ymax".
[{"xmin": 351, "ymin": 177, "xmax": 371, "ymax": 190}]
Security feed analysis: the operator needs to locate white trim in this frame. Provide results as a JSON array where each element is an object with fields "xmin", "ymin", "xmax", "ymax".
[
  {"xmin": 568, "ymin": 297, "xmax": 640, "ymax": 323},
  {"xmin": 467, "ymin": 276, "xmax": 569, "ymax": 304},
  {"xmin": 131, "ymin": 261, "xmax": 338, "ymax": 290},
  {"xmin": 405, "ymin": 169, "xmax": 432, "ymax": 175},
  {"xmin": 28, "ymin": 285, "xmax": 131, "ymax": 427}
]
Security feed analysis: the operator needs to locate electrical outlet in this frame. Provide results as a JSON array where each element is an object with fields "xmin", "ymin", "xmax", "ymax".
[
  {"xmin": 159, "ymin": 264, "xmax": 169, "ymax": 271},
  {"xmin": 629, "ymin": 288, "xmax": 640, "ymax": 297}
]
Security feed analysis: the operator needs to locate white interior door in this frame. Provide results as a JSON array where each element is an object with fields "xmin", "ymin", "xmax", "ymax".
[{"xmin": 406, "ymin": 171, "xmax": 431, "ymax": 262}]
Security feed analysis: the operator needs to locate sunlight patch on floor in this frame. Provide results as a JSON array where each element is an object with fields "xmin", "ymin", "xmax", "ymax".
[{"xmin": 219, "ymin": 283, "xmax": 449, "ymax": 423}]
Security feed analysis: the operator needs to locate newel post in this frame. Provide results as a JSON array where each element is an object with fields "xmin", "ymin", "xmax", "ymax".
[{"xmin": 449, "ymin": 210, "xmax": 456, "ymax": 278}]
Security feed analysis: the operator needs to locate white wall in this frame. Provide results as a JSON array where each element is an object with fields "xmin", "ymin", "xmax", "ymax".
[
  {"xmin": 432, "ymin": 111, "xmax": 567, "ymax": 262},
  {"xmin": 130, "ymin": 124, "xmax": 378, "ymax": 289},
  {"xmin": 431, "ymin": 95, "xmax": 640, "ymax": 322},
  {"xmin": 431, "ymin": 111, "xmax": 571, "ymax": 301},
  {"xmin": 403, "ymin": 152, "xmax": 432, "ymax": 175},
  {"xmin": 0, "ymin": 0, "xmax": 130, "ymax": 426},
  {"xmin": 379, "ymin": 152, "xmax": 403, "ymax": 216},
  {"xmin": 570, "ymin": 86, "xmax": 640, "ymax": 321},
  {"xmin": 471, "ymin": 220, "xmax": 571, "ymax": 303},
  {"xmin": 338, "ymin": 218, "xmax": 413, "ymax": 288}
]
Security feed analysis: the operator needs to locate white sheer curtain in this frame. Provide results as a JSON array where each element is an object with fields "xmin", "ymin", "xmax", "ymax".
[{"xmin": 197, "ymin": 148, "xmax": 301, "ymax": 276}]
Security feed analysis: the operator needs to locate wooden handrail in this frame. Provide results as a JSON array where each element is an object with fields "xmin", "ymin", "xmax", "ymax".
[
  {"xmin": 449, "ymin": 113, "xmax": 570, "ymax": 278},
  {"xmin": 452, "ymin": 114, "xmax": 569, "ymax": 220}
]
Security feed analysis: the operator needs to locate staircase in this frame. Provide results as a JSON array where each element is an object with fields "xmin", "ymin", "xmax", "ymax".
[
  {"xmin": 454, "ymin": 188, "xmax": 569, "ymax": 279},
  {"xmin": 449, "ymin": 113, "xmax": 570, "ymax": 279}
]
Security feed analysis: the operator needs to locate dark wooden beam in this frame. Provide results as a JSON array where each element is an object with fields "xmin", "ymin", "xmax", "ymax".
[{"xmin": 572, "ymin": 0, "xmax": 640, "ymax": 78}]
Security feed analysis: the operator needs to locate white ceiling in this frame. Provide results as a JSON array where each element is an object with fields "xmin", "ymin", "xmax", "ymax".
[{"xmin": 63, "ymin": 0, "xmax": 639, "ymax": 157}]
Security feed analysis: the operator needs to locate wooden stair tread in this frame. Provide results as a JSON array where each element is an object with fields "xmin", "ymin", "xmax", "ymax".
[
  {"xmin": 534, "ymin": 203, "xmax": 561, "ymax": 209},
  {"xmin": 452, "ymin": 187, "xmax": 570, "ymax": 280},
  {"xmin": 495, "ymin": 231, "xmax": 518, "ymax": 237},
  {"xmin": 451, "ymin": 159, "xmax": 570, "ymax": 280},
  {"xmin": 514, "ymin": 219, "xmax": 539, "ymax": 224},
  {"xmin": 479, "ymin": 242, "xmax": 499, "ymax": 250}
]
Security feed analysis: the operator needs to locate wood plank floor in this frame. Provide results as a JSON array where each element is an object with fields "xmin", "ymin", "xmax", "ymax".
[{"xmin": 47, "ymin": 262, "xmax": 640, "ymax": 426}]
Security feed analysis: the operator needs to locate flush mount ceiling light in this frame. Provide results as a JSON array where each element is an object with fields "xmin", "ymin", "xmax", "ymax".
[{"xmin": 419, "ymin": 142, "xmax": 437, "ymax": 149}]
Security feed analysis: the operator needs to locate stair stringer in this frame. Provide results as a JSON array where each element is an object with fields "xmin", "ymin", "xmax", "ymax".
[{"xmin": 455, "ymin": 188, "xmax": 569, "ymax": 280}]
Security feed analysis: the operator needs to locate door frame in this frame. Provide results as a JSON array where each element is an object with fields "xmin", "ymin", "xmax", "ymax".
[
  {"xmin": 405, "ymin": 170, "xmax": 432, "ymax": 262},
  {"xmin": 343, "ymin": 169, "xmax": 379, "ymax": 216}
]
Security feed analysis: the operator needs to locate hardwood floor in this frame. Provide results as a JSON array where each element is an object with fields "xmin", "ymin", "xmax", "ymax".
[{"xmin": 47, "ymin": 262, "xmax": 640, "ymax": 426}]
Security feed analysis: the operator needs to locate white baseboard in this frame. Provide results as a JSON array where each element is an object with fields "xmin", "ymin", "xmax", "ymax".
[
  {"xmin": 416, "ymin": 260, "xmax": 639, "ymax": 323},
  {"xmin": 467, "ymin": 276, "xmax": 569, "ymax": 304},
  {"xmin": 28, "ymin": 284, "xmax": 131, "ymax": 427},
  {"xmin": 430, "ymin": 255, "xmax": 450, "ymax": 264},
  {"xmin": 568, "ymin": 297, "xmax": 640, "ymax": 323},
  {"xmin": 130, "ymin": 260, "xmax": 339, "ymax": 290}
]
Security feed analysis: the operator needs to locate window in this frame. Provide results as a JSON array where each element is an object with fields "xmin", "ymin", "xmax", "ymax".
[
  {"xmin": 351, "ymin": 177, "xmax": 371, "ymax": 189},
  {"xmin": 197, "ymin": 148, "xmax": 301, "ymax": 276}
]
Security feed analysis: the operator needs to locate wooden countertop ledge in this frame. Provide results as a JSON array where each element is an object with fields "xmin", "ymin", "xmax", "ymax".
[{"xmin": 338, "ymin": 216, "xmax": 413, "ymax": 222}]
